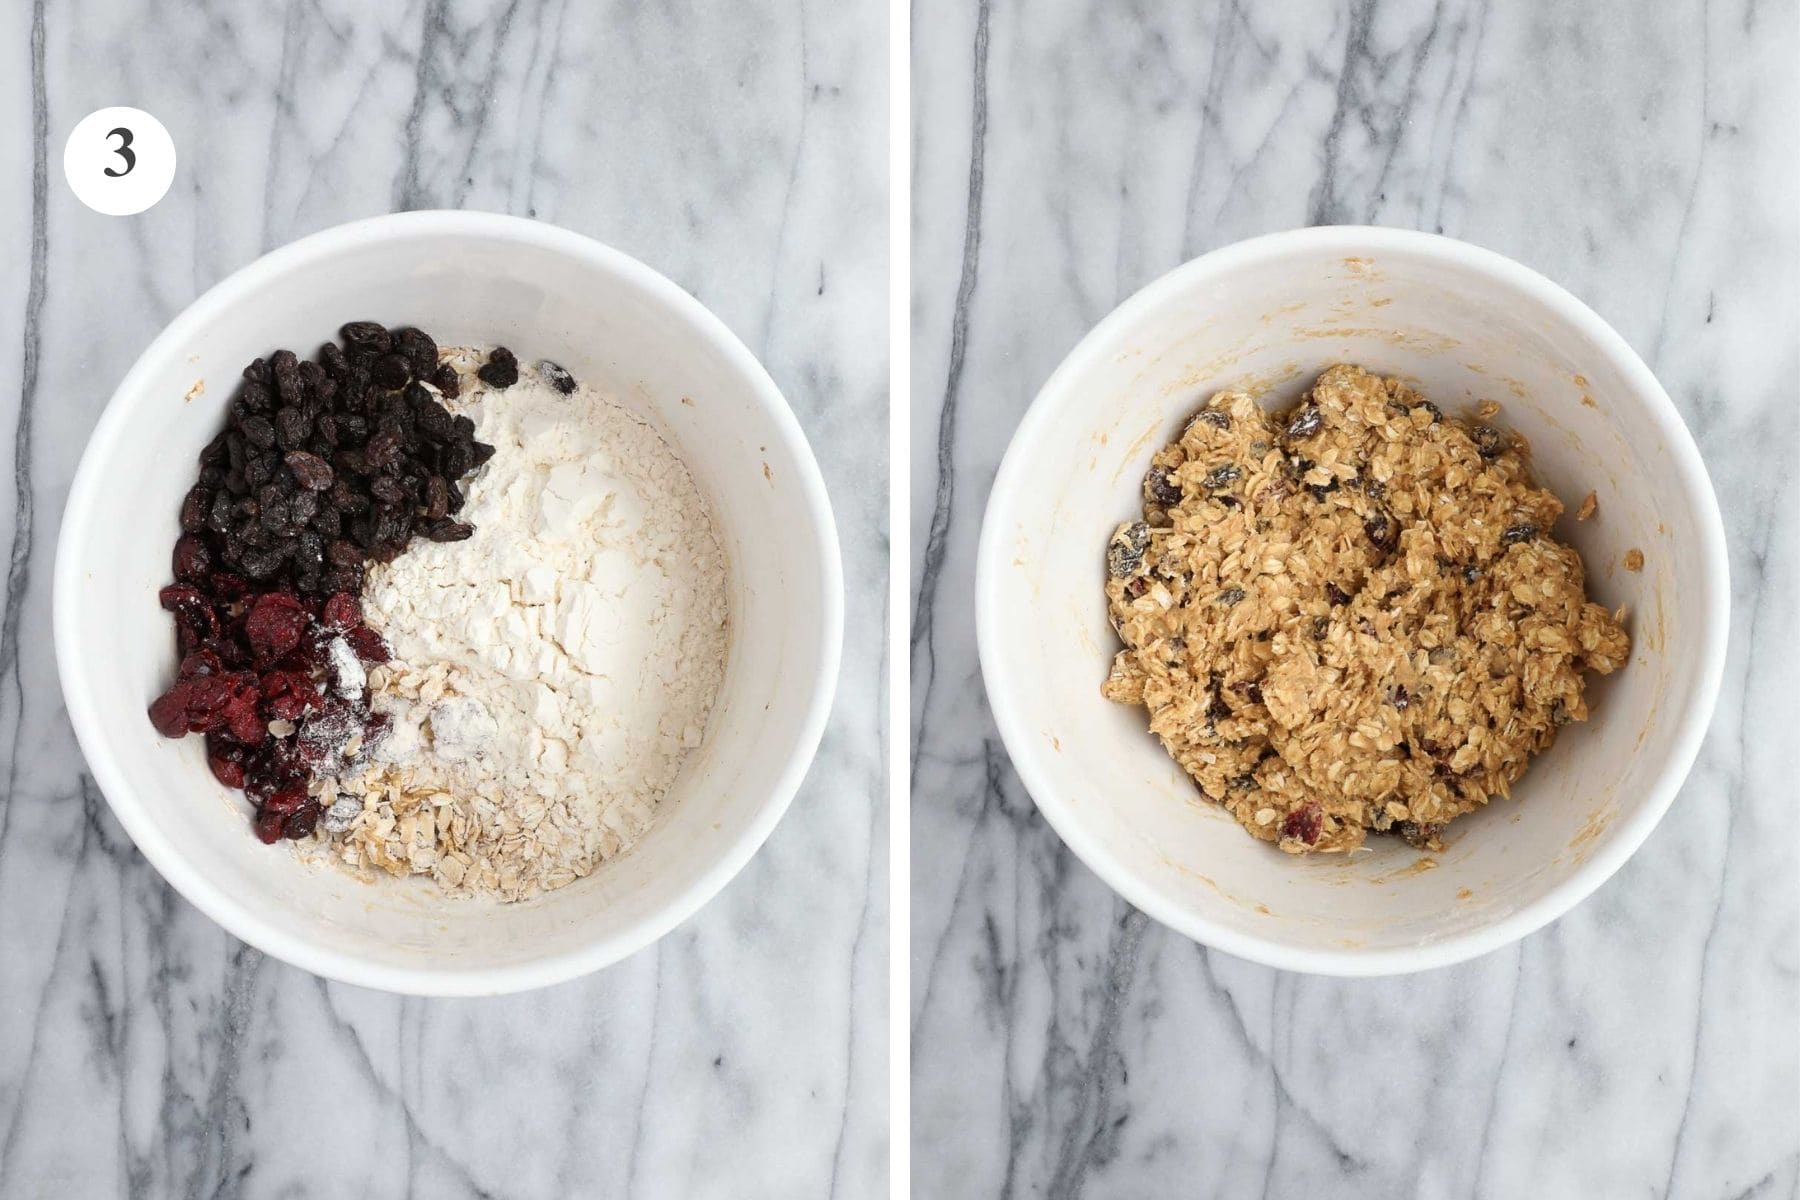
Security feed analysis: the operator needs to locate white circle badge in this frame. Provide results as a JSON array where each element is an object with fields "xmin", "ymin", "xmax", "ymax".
[{"xmin": 63, "ymin": 107, "xmax": 176, "ymax": 216}]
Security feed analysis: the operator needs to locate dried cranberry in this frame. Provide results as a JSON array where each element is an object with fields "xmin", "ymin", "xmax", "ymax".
[
  {"xmin": 321, "ymin": 592, "xmax": 360, "ymax": 631},
  {"xmin": 178, "ymin": 648, "xmax": 223, "ymax": 679},
  {"xmin": 259, "ymin": 670, "xmax": 320, "ymax": 721},
  {"xmin": 252, "ymin": 808, "xmax": 286, "ymax": 844},
  {"xmin": 283, "ymin": 804, "xmax": 320, "ymax": 839},
  {"xmin": 208, "ymin": 572, "xmax": 252, "ymax": 602},
  {"xmin": 1281, "ymin": 803, "xmax": 1324, "ymax": 845},
  {"xmin": 172, "ymin": 619, "xmax": 211, "ymax": 658},
  {"xmin": 244, "ymin": 593, "xmax": 310, "ymax": 662},
  {"xmin": 363, "ymin": 710, "xmax": 391, "ymax": 751},
  {"xmin": 262, "ymin": 783, "xmax": 309, "ymax": 815},
  {"xmin": 253, "ymin": 737, "xmax": 306, "ymax": 788},
  {"xmin": 223, "ymin": 687, "xmax": 265, "ymax": 744},
  {"xmin": 344, "ymin": 625, "xmax": 389, "ymax": 664},
  {"xmin": 148, "ymin": 688, "xmax": 189, "ymax": 738},
  {"xmin": 158, "ymin": 583, "xmax": 207, "ymax": 617},
  {"xmin": 172, "ymin": 534, "xmax": 211, "ymax": 584},
  {"xmin": 181, "ymin": 673, "xmax": 236, "ymax": 725},
  {"xmin": 179, "ymin": 484, "xmax": 212, "ymax": 532},
  {"xmin": 207, "ymin": 738, "xmax": 249, "ymax": 788},
  {"xmin": 274, "ymin": 636, "xmax": 326, "ymax": 675}
]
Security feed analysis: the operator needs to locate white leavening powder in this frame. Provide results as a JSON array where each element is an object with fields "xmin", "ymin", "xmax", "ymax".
[{"xmin": 316, "ymin": 352, "xmax": 729, "ymax": 900}]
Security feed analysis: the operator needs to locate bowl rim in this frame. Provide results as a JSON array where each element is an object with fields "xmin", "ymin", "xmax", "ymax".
[
  {"xmin": 53, "ymin": 210, "xmax": 845, "ymax": 996},
  {"xmin": 975, "ymin": 225, "xmax": 1730, "ymax": 977}
]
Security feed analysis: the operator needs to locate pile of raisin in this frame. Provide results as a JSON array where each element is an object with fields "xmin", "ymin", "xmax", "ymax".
[
  {"xmin": 151, "ymin": 331, "xmax": 518, "ymax": 842},
  {"xmin": 184, "ymin": 324, "xmax": 499, "ymax": 591}
]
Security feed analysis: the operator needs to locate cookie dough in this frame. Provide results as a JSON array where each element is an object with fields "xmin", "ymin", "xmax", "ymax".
[{"xmin": 1102, "ymin": 365, "xmax": 1629, "ymax": 854}]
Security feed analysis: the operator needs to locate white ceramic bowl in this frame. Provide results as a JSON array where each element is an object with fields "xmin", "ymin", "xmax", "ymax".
[
  {"xmin": 977, "ymin": 227, "xmax": 1727, "ymax": 976},
  {"xmin": 56, "ymin": 212, "xmax": 842, "ymax": 995}
]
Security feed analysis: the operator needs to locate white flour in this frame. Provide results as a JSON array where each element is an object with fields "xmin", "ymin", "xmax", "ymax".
[{"xmin": 318, "ymin": 354, "xmax": 729, "ymax": 899}]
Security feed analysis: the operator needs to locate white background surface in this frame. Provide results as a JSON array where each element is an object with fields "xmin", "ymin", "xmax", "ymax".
[
  {"xmin": 912, "ymin": 2, "xmax": 1797, "ymax": 1196},
  {"xmin": 0, "ymin": 3, "xmax": 886, "ymax": 1197}
]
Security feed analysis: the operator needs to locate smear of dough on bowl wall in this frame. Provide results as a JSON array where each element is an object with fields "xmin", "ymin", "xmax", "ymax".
[{"xmin": 985, "ymin": 241, "xmax": 1707, "ymax": 963}]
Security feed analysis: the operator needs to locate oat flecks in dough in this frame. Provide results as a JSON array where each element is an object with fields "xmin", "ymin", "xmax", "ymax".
[{"xmin": 1101, "ymin": 364, "xmax": 1630, "ymax": 855}]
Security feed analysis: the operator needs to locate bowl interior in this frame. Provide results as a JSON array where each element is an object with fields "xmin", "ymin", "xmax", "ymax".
[
  {"xmin": 58, "ymin": 217, "xmax": 835, "ymax": 992},
  {"xmin": 982, "ymin": 234, "xmax": 1720, "ymax": 968}
]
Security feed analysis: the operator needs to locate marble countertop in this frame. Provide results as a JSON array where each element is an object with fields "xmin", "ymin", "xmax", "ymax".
[
  {"xmin": 0, "ymin": 3, "xmax": 885, "ymax": 1198},
  {"xmin": 911, "ymin": 2, "xmax": 1797, "ymax": 1196}
]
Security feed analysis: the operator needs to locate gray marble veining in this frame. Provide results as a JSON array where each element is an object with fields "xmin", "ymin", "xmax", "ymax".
[
  {"xmin": 912, "ymin": 1, "xmax": 1798, "ymax": 1196},
  {"xmin": 0, "ymin": 2, "xmax": 886, "ymax": 1197}
]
